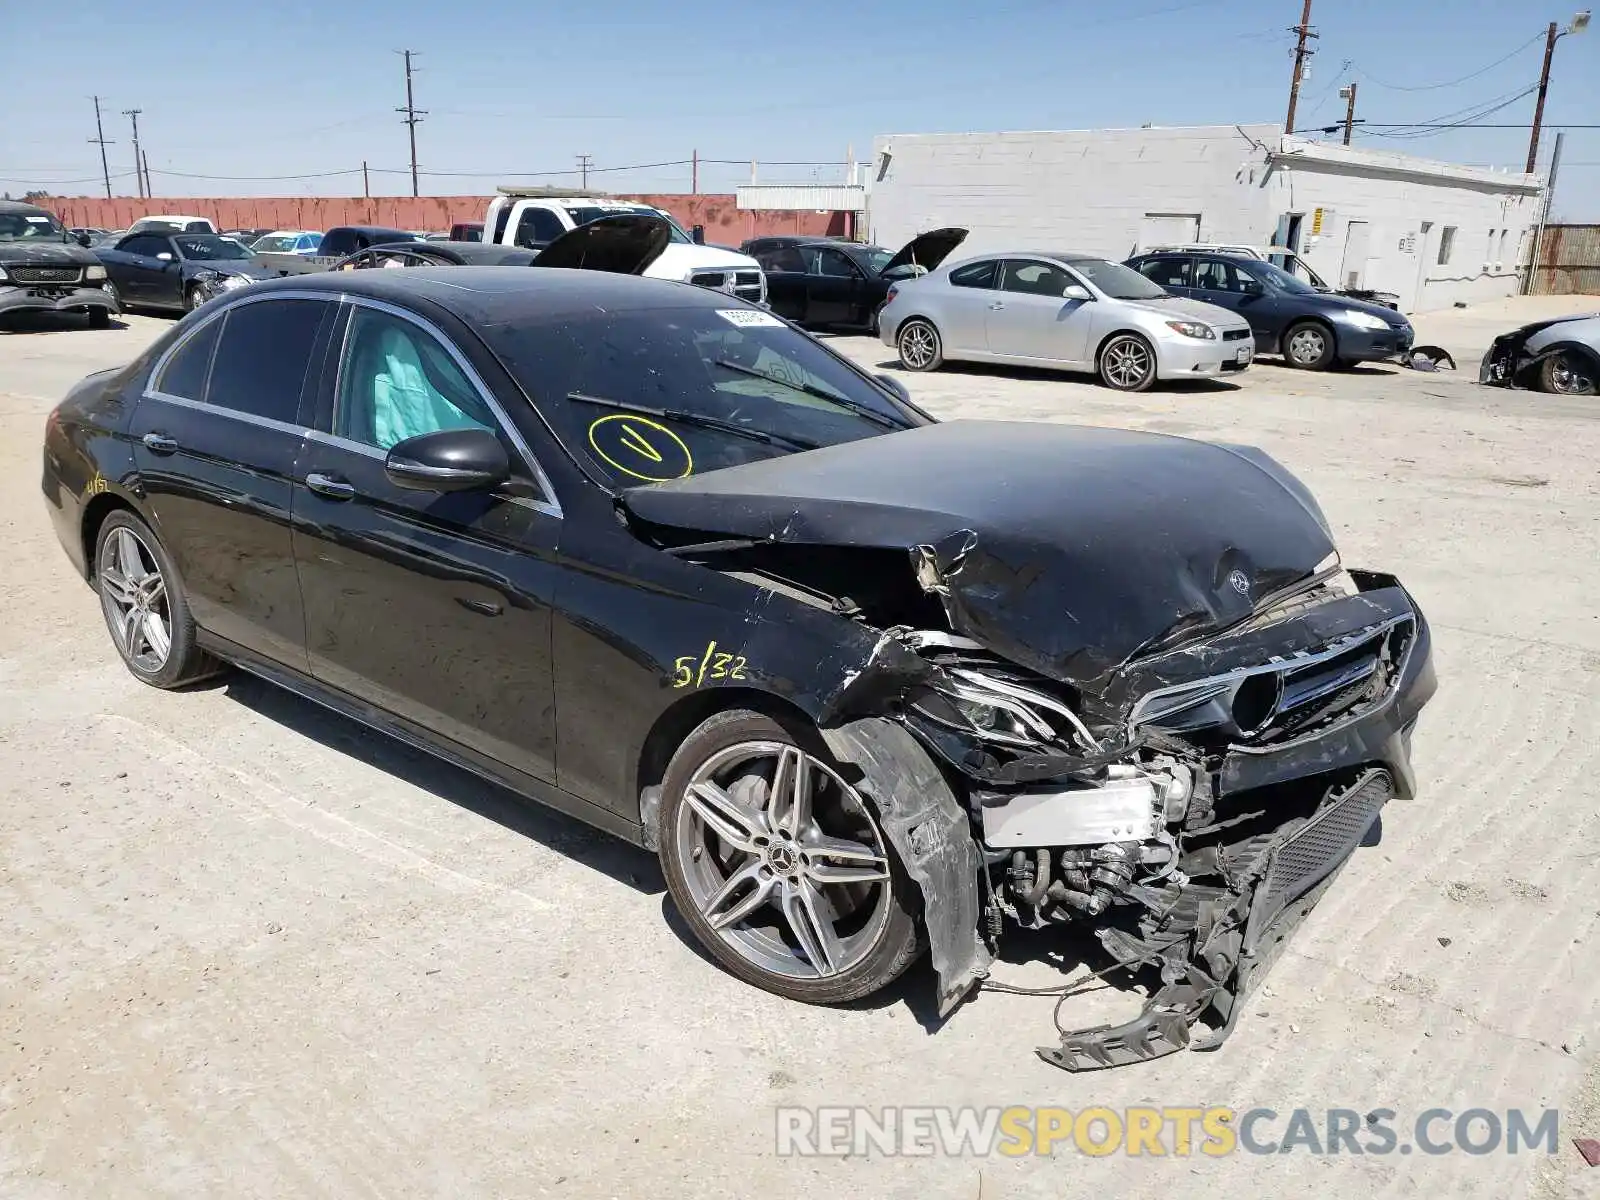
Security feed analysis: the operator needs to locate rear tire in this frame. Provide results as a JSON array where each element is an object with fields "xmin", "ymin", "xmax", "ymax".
[
  {"xmin": 896, "ymin": 318, "xmax": 943, "ymax": 372},
  {"xmin": 94, "ymin": 511, "xmax": 221, "ymax": 689},
  {"xmin": 1282, "ymin": 321, "xmax": 1336, "ymax": 370},
  {"xmin": 89, "ymin": 307, "xmax": 111, "ymax": 329},
  {"xmin": 1539, "ymin": 350, "xmax": 1598, "ymax": 396}
]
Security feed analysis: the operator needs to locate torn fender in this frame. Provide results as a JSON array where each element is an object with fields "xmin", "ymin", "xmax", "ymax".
[{"xmin": 821, "ymin": 717, "xmax": 990, "ymax": 1015}]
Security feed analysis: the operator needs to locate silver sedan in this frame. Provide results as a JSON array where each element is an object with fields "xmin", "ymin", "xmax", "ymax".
[{"xmin": 877, "ymin": 252, "xmax": 1255, "ymax": 391}]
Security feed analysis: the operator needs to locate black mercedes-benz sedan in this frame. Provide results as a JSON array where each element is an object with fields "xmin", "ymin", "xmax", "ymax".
[{"xmin": 42, "ymin": 267, "xmax": 1434, "ymax": 1071}]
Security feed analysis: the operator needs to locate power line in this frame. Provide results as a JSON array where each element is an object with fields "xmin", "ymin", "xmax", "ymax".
[
  {"xmin": 576, "ymin": 154, "xmax": 593, "ymax": 188},
  {"xmin": 396, "ymin": 49, "xmax": 425, "ymax": 198},
  {"xmin": 1366, "ymin": 85, "xmax": 1540, "ymax": 139},
  {"xmin": 1353, "ymin": 31, "xmax": 1547, "ymax": 91}
]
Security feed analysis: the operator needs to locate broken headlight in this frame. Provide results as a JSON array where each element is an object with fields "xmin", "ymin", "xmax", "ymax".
[{"xmin": 914, "ymin": 666, "xmax": 1099, "ymax": 752}]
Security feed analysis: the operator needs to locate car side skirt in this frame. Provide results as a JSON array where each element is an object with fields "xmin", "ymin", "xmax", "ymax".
[{"xmin": 198, "ymin": 630, "xmax": 649, "ymax": 848}]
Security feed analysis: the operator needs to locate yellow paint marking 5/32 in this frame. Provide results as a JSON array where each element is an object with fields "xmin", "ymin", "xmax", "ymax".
[{"xmin": 672, "ymin": 641, "xmax": 749, "ymax": 688}]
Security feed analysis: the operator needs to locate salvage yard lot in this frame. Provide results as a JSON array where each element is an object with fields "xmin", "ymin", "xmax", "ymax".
[{"xmin": 3, "ymin": 295, "xmax": 1599, "ymax": 1199}]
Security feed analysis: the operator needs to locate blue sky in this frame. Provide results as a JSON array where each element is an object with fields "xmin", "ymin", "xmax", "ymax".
[{"xmin": 6, "ymin": 0, "xmax": 1597, "ymax": 217}]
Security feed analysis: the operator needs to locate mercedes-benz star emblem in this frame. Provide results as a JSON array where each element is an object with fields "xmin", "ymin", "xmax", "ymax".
[{"xmin": 1228, "ymin": 569, "xmax": 1251, "ymax": 596}]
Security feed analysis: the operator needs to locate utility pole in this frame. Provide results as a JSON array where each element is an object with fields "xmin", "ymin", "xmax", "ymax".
[
  {"xmin": 1283, "ymin": 0, "xmax": 1318, "ymax": 135},
  {"xmin": 1526, "ymin": 130, "xmax": 1566, "ymax": 294},
  {"xmin": 88, "ymin": 96, "xmax": 115, "ymax": 199},
  {"xmin": 123, "ymin": 108, "xmax": 145, "ymax": 199},
  {"xmin": 1528, "ymin": 12, "xmax": 1591, "ymax": 172},
  {"xmin": 363, "ymin": 160, "xmax": 370, "ymax": 198},
  {"xmin": 691, "ymin": 149, "xmax": 698, "ymax": 194},
  {"xmin": 577, "ymin": 154, "xmax": 593, "ymax": 188},
  {"xmin": 396, "ymin": 49, "xmax": 426, "ymax": 198},
  {"xmin": 141, "ymin": 149, "xmax": 152, "ymax": 198},
  {"xmin": 1339, "ymin": 82, "xmax": 1358, "ymax": 145}
]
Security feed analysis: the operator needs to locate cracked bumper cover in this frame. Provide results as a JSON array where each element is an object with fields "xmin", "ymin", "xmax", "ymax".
[{"xmin": 0, "ymin": 284, "xmax": 117, "ymax": 314}]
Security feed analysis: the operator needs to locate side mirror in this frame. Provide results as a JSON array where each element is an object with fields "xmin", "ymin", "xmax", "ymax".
[
  {"xmin": 692, "ymin": 224, "xmax": 706, "ymax": 245},
  {"xmin": 384, "ymin": 428, "xmax": 510, "ymax": 493},
  {"xmin": 76, "ymin": 233, "xmax": 92, "ymax": 247},
  {"xmin": 1240, "ymin": 279, "xmax": 1264, "ymax": 296},
  {"xmin": 1063, "ymin": 283, "xmax": 1092, "ymax": 301},
  {"xmin": 874, "ymin": 373, "xmax": 912, "ymax": 404},
  {"xmin": 156, "ymin": 252, "xmax": 173, "ymax": 262}
]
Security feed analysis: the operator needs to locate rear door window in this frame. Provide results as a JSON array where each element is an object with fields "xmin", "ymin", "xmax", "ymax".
[
  {"xmin": 153, "ymin": 319, "xmax": 223, "ymax": 401},
  {"xmin": 205, "ymin": 299, "xmax": 327, "ymax": 425}
]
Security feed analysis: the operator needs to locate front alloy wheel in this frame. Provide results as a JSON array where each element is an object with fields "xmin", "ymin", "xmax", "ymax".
[
  {"xmin": 660, "ymin": 711, "xmax": 920, "ymax": 1004},
  {"xmin": 1099, "ymin": 333, "xmax": 1157, "ymax": 392},
  {"xmin": 1542, "ymin": 351, "xmax": 1598, "ymax": 396}
]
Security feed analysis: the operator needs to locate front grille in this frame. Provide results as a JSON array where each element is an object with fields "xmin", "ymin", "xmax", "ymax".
[
  {"xmin": 10, "ymin": 266, "xmax": 83, "ymax": 285},
  {"xmin": 1245, "ymin": 769, "xmax": 1392, "ymax": 948},
  {"xmin": 691, "ymin": 269, "xmax": 765, "ymax": 303},
  {"xmin": 1223, "ymin": 329, "xmax": 1251, "ymax": 341}
]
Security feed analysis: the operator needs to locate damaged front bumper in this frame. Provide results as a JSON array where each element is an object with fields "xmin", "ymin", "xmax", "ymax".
[{"xmin": 0, "ymin": 283, "xmax": 117, "ymax": 316}]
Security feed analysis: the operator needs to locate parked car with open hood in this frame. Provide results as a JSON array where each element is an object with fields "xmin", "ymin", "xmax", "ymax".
[
  {"xmin": 93, "ymin": 230, "xmax": 272, "ymax": 312},
  {"xmin": 1125, "ymin": 250, "xmax": 1414, "ymax": 370},
  {"xmin": 879, "ymin": 251, "xmax": 1254, "ymax": 390},
  {"xmin": 1480, "ymin": 310, "xmax": 1599, "ymax": 396},
  {"xmin": 484, "ymin": 188, "xmax": 766, "ymax": 304},
  {"xmin": 0, "ymin": 201, "xmax": 118, "ymax": 328},
  {"xmin": 43, "ymin": 263, "xmax": 1433, "ymax": 1073},
  {"xmin": 752, "ymin": 228, "xmax": 968, "ymax": 331}
]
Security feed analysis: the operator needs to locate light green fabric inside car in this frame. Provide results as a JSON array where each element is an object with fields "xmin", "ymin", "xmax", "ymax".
[{"xmin": 367, "ymin": 325, "xmax": 484, "ymax": 450}]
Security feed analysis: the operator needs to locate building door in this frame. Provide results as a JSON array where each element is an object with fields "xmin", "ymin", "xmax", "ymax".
[
  {"xmin": 1139, "ymin": 213, "xmax": 1201, "ymax": 252},
  {"xmin": 1274, "ymin": 213, "xmax": 1304, "ymax": 251},
  {"xmin": 1341, "ymin": 220, "xmax": 1371, "ymax": 289}
]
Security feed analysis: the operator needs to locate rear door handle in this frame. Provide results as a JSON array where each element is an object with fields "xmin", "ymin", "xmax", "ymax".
[
  {"xmin": 141, "ymin": 432, "xmax": 178, "ymax": 454},
  {"xmin": 305, "ymin": 471, "xmax": 356, "ymax": 501}
]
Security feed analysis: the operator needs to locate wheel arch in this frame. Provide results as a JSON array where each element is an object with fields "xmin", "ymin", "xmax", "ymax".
[
  {"xmin": 79, "ymin": 488, "xmax": 143, "ymax": 581},
  {"xmin": 889, "ymin": 312, "xmax": 936, "ymax": 343},
  {"xmin": 634, "ymin": 685, "xmax": 821, "ymax": 848},
  {"xmin": 1094, "ymin": 326, "xmax": 1156, "ymax": 364}
]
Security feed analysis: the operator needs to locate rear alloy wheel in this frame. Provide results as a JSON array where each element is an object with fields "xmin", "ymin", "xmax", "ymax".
[
  {"xmin": 1283, "ymin": 321, "xmax": 1336, "ymax": 370},
  {"xmin": 95, "ymin": 511, "xmax": 219, "ymax": 688},
  {"xmin": 1540, "ymin": 350, "xmax": 1598, "ymax": 396},
  {"xmin": 1098, "ymin": 332, "xmax": 1157, "ymax": 392},
  {"xmin": 896, "ymin": 318, "xmax": 944, "ymax": 372},
  {"xmin": 659, "ymin": 710, "xmax": 920, "ymax": 1004}
]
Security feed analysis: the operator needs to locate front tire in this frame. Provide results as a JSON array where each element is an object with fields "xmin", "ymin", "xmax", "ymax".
[
  {"xmin": 185, "ymin": 284, "xmax": 205, "ymax": 313},
  {"xmin": 1540, "ymin": 350, "xmax": 1598, "ymax": 396},
  {"xmin": 1282, "ymin": 320, "xmax": 1336, "ymax": 370},
  {"xmin": 896, "ymin": 318, "xmax": 944, "ymax": 372},
  {"xmin": 95, "ymin": 511, "xmax": 219, "ymax": 688},
  {"xmin": 658, "ymin": 710, "xmax": 921, "ymax": 1005},
  {"xmin": 1098, "ymin": 332, "xmax": 1157, "ymax": 392},
  {"xmin": 88, "ymin": 307, "xmax": 111, "ymax": 329}
]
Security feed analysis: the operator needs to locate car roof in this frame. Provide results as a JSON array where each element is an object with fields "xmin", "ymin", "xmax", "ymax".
[
  {"xmin": 0, "ymin": 200, "xmax": 53, "ymax": 216},
  {"xmin": 331, "ymin": 225, "xmax": 415, "ymax": 236},
  {"xmin": 243, "ymin": 266, "xmax": 758, "ymax": 323}
]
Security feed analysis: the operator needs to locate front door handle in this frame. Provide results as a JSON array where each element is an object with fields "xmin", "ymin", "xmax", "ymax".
[
  {"xmin": 141, "ymin": 432, "xmax": 178, "ymax": 454},
  {"xmin": 305, "ymin": 471, "xmax": 356, "ymax": 501}
]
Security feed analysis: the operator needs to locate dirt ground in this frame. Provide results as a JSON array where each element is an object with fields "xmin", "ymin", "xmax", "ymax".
[{"xmin": 3, "ymin": 294, "xmax": 1599, "ymax": 1199}]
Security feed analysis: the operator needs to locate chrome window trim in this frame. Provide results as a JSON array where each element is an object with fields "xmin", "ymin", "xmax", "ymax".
[
  {"xmin": 334, "ymin": 295, "xmax": 563, "ymax": 520},
  {"xmin": 141, "ymin": 288, "xmax": 563, "ymax": 520}
]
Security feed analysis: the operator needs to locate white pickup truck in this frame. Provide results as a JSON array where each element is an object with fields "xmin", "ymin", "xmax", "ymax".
[{"xmin": 484, "ymin": 188, "xmax": 766, "ymax": 305}]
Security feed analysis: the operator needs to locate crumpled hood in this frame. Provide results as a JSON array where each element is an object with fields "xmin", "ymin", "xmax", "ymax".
[
  {"xmin": 192, "ymin": 258, "xmax": 274, "ymax": 279},
  {"xmin": 0, "ymin": 241, "xmax": 101, "ymax": 268},
  {"xmin": 623, "ymin": 420, "xmax": 1336, "ymax": 689}
]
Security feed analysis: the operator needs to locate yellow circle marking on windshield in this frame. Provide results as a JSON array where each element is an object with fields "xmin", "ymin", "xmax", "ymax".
[{"xmin": 587, "ymin": 414, "xmax": 694, "ymax": 482}]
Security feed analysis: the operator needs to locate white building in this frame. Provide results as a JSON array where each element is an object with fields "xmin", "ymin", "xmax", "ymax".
[{"xmin": 867, "ymin": 125, "xmax": 1545, "ymax": 313}]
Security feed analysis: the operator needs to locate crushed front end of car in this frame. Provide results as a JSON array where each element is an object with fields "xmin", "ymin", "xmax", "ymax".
[{"xmin": 622, "ymin": 419, "xmax": 1436, "ymax": 1070}]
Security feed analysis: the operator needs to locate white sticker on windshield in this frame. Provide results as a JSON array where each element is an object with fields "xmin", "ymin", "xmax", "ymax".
[
  {"xmin": 716, "ymin": 308, "xmax": 784, "ymax": 328},
  {"xmin": 25, "ymin": 216, "xmax": 50, "ymax": 223}
]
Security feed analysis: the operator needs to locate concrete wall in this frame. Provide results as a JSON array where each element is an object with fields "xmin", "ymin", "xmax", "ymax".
[
  {"xmin": 866, "ymin": 125, "xmax": 1544, "ymax": 313},
  {"xmin": 867, "ymin": 126, "xmax": 1280, "ymax": 258},
  {"xmin": 1268, "ymin": 140, "xmax": 1544, "ymax": 312},
  {"xmin": 33, "ymin": 194, "xmax": 843, "ymax": 244}
]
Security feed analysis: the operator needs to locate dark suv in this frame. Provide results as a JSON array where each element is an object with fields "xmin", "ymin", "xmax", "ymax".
[
  {"xmin": 1124, "ymin": 251, "xmax": 1414, "ymax": 370},
  {"xmin": 0, "ymin": 201, "xmax": 118, "ymax": 328}
]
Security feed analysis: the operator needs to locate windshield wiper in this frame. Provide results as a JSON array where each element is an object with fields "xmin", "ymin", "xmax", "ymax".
[
  {"xmin": 567, "ymin": 392, "xmax": 821, "ymax": 452},
  {"xmin": 710, "ymin": 359, "xmax": 900, "ymax": 429}
]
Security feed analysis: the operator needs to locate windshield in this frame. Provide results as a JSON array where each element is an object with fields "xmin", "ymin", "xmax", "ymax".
[
  {"xmin": 252, "ymin": 235, "xmax": 295, "ymax": 252},
  {"xmin": 1067, "ymin": 258, "xmax": 1169, "ymax": 300},
  {"xmin": 174, "ymin": 234, "xmax": 254, "ymax": 261},
  {"xmin": 1252, "ymin": 259, "xmax": 1317, "ymax": 295},
  {"xmin": 565, "ymin": 205, "xmax": 692, "ymax": 244},
  {"xmin": 481, "ymin": 305, "xmax": 922, "ymax": 488},
  {"xmin": 0, "ymin": 209, "xmax": 67, "ymax": 243},
  {"xmin": 857, "ymin": 247, "xmax": 895, "ymax": 274}
]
